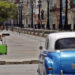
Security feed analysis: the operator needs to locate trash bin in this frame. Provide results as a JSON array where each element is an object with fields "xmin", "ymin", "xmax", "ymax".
[{"xmin": 0, "ymin": 45, "xmax": 7, "ymax": 54}]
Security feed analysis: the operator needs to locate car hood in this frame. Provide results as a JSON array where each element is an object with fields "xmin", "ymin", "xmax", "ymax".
[{"xmin": 60, "ymin": 50, "xmax": 75, "ymax": 74}]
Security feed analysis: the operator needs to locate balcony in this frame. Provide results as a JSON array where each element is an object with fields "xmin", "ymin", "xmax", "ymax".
[{"xmin": 50, "ymin": 6, "xmax": 60, "ymax": 12}]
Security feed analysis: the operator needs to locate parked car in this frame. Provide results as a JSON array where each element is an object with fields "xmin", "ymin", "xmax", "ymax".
[{"xmin": 38, "ymin": 32, "xmax": 75, "ymax": 75}]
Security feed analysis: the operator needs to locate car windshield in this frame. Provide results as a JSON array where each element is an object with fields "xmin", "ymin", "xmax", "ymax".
[{"xmin": 55, "ymin": 38, "xmax": 75, "ymax": 50}]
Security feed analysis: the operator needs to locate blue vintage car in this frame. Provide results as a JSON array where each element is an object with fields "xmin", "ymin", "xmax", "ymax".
[{"xmin": 38, "ymin": 32, "xmax": 75, "ymax": 75}]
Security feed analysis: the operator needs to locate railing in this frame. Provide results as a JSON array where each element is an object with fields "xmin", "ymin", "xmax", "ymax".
[{"xmin": 7, "ymin": 26, "xmax": 58, "ymax": 37}]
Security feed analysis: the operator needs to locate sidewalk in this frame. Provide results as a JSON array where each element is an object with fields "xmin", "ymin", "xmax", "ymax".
[{"xmin": 0, "ymin": 30, "xmax": 45, "ymax": 63}]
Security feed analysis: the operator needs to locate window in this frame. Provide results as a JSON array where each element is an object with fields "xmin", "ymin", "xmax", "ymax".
[
  {"xmin": 45, "ymin": 38, "xmax": 49, "ymax": 50},
  {"xmin": 55, "ymin": 38, "xmax": 75, "ymax": 50}
]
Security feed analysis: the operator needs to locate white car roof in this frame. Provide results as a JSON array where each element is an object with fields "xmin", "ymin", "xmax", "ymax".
[{"xmin": 47, "ymin": 32, "xmax": 75, "ymax": 51}]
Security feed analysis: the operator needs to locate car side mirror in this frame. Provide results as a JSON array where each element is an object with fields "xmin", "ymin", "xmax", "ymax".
[{"xmin": 39, "ymin": 46, "xmax": 43, "ymax": 50}]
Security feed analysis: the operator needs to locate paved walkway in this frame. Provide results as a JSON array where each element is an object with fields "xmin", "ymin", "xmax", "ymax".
[
  {"xmin": 0, "ymin": 30, "xmax": 45, "ymax": 62},
  {"xmin": 0, "ymin": 64, "xmax": 38, "ymax": 75}
]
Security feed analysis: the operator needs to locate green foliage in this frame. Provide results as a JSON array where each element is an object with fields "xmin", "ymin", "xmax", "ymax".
[
  {"xmin": 73, "ymin": 0, "xmax": 75, "ymax": 4},
  {"xmin": 0, "ymin": 1, "xmax": 17, "ymax": 22}
]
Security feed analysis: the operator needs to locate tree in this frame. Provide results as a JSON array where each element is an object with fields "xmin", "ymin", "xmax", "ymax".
[
  {"xmin": 73, "ymin": 0, "xmax": 75, "ymax": 4},
  {"xmin": 0, "ymin": 1, "xmax": 17, "ymax": 23}
]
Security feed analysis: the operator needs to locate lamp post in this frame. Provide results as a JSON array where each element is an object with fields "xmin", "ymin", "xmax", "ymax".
[
  {"xmin": 19, "ymin": 1, "xmax": 23, "ymax": 28},
  {"xmin": 64, "ymin": 0, "xmax": 68, "ymax": 30},
  {"xmin": 46, "ymin": 0, "xmax": 50, "ymax": 29},
  {"xmin": 31, "ymin": 0, "xmax": 33, "ymax": 28},
  {"xmin": 38, "ymin": 0, "xmax": 41, "ymax": 29},
  {"xmin": 59, "ymin": 0, "xmax": 63, "ymax": 30}
]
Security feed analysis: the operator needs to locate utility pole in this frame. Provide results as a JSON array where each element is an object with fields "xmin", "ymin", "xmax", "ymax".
[
  {"xmin": 46, "ymin": 0, "xmax": 50, "ymax": 29},
  {"xmin": 31, "ymin": 0, "xmax": 33, "ymax": 28},
  {"xmin": 64, "ymin": 0, "xmax": 68, "ymax": 30},
  {"xmin": 59, "ymin": 0, "xmax": 63, "ymax": 30}
]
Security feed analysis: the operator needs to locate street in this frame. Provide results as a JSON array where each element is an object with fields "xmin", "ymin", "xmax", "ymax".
[
  {"xmin": 0, "ymin": 30, "xmax": 45, "ymax": 61},
  {"xmin": 0, "ymin": 30, "xmax": 46, "ymax": 75},
  {"xmin": 0, "ymin": 64, "xmax": 38, "ymax": 75},
  {"xmin": 0, "ymin": 0, "xmax": 73, "ymax": 74}
]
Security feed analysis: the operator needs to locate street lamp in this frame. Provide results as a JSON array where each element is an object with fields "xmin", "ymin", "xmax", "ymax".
[
  {"xmin": 64, "ymin": 0, "xmax": 68, "ymax": 30},
  {"xmin": 46, "ymin": 0, "xmax": 50, "ymax": 29},
  {"xmin": 19, "ymin": 1, "xmax": 23, "ymax": 28},
  {"xmin": 59, "ymin": 0, "xmax": 63, "ymax": 30},
  {"xmin": 38, "ymin": 0, "xmax": 41, "ymax": 29},
  {"xmin": 31, "ymin": 0, "xmax": 34, "ymax": 28}
]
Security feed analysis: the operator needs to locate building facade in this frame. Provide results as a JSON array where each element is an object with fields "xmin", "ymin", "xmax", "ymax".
[
  {"xmin": 70, "ymin": 0, "xmax": 75, "ymax": 30},
  {"xmin": 50, "ymin": 0, "xmax": 60, "ymax": 29},
  {"xmin": 11, "ymin": 0, "xmax": 75, "ymax": 30},
  {"xmin": 50, "ymin": 0, "xmax": 73, "ymax": 30}
]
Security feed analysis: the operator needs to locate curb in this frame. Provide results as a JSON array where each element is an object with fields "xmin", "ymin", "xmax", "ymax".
[{"xmin": 0, "ymin": 60, "xmax": 39, "ymax": 65}]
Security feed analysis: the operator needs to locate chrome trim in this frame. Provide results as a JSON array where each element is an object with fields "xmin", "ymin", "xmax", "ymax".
[
  {"xmin": 46, "ymin": 74, "xmax": 53, "ymax": 75},
  {"xmin": 61, "ymin": 70, "xmax": 63, "ymax": 75},
  {"xmin": 47, "ymin": 49, "xmax": 75, "ymax": 52},
  {"xmin": 41, "ymin": 53, "xmax": 47, "ymax": 56}
]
